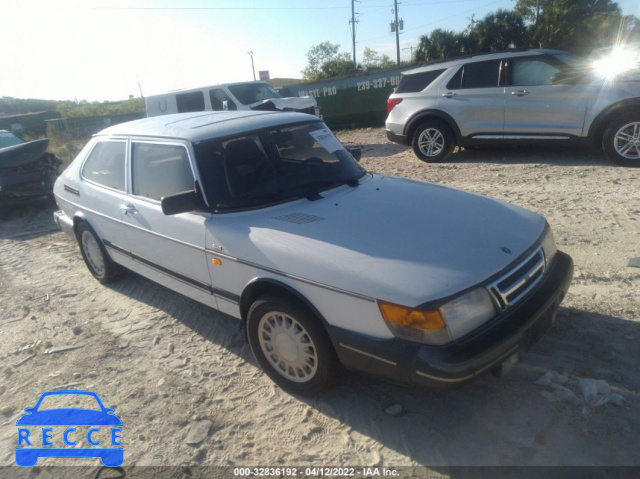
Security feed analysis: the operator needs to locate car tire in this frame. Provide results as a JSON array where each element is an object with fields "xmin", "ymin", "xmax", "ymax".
[
  {"xmin": 602, "ymin": 112, "xmax": 640, "ymax": 167},
  {"xmin": 246, "ymin": 294, "xmax": 338, "ymax": 396},
  {"xmin": 76, "ymin": 222, "xmax": 125, "ymax": 284},
  {"xmin": 412, "ymin": 120, "xmax": 455, "ymax": 163}
]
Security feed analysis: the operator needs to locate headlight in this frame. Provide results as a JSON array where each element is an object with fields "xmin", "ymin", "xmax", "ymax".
[
  {"xmin": 541, "ymin": 224, "xmax": 558, "ymax": 265},
  {"xmin": 379, "ymin": 287, "xmax": 497, "ymax": 345},
  {"xmin": 440, "ymin": 288, "xmax": 497, "ymax": 340}
]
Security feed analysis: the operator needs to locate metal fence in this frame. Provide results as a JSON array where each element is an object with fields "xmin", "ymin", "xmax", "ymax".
[{"xmin": 45, "ymin": 113, "xmax": 144, "ymax": 140}]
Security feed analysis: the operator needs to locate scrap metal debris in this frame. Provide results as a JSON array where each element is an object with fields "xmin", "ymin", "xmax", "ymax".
[
  {"xmin": 536, "ymin": 371, "xmax": 625, "ymax": 415},
  {"xmin": 45, "ymin": 344, "xmax": 84, "ymax": 354}
]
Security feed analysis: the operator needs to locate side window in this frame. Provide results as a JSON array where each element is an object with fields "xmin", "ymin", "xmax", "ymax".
[
  {"xmin": 511, "ymin": 58, "xmax": 562, "ymax": 86},
  {"xmin": 446, "ymin": 67, "xmax": 463, "ymax": 90},
  {"xmin": 395, "ymin": 69, "xmax": 446, "ymax": 93},
  {"xmin": 209, "ymin": 89, "xmax": 237, "ymax": 111},
  {"xmin": 81, "ymin": 141, "xmax": 126, "ymax": 191},
  {"xmin": 176, "ymin": 91, "xmax": 205, "ymax": 113},
  {"xmin": 131, "ymin": 143, "xmax": 194, "ymax": 201},
  {"xmin": 460, "ymin": 60, "xmax": 502, "ymax": 89}
]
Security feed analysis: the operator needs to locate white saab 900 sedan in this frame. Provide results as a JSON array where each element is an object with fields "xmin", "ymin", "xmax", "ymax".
[{"xmin": 53, "ymin": 111, "xmax": 573, "ymax": 396}]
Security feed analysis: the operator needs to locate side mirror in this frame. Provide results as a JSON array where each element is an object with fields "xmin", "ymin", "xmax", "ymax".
[
  {"xmin": 161, "ymin": 190, "xmax": 199, "ymax": 215},
  {"xmin": 348, "ymin": 147, "xmax": 362, "ymax": 162},
  {"xmin": 24, "ymin": 408, "xmax": 34, "ymax": 413}
]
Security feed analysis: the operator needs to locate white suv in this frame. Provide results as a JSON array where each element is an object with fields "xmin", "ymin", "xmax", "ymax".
[
  {"xmin": 386, "ymin": 49, "xmax": 640, "ymax": 167},
  {"xmin": 53, "ymin": 111, "xmax": 573, "ymax": 395}
]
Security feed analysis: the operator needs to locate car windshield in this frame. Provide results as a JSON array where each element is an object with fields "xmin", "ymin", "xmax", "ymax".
[
  {"xmin": 0, "ymin": 131, "xmax": 25, "ymax": 148},
  {"xmin": 227, "ymin": 83, "xmax": 282, "ymax": 105},
  {"xmin": 194, "ymin": 121, "xmax": 365, "ymax": 212},
  {"xmin": 37, "ymin": 394, "xmax": 102, "ymax": 411}
]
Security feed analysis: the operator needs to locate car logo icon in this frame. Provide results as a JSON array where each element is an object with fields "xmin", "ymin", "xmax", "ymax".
[{"xmin": 15, "ymin": 390, "xmax": 123, "ymax": 467}]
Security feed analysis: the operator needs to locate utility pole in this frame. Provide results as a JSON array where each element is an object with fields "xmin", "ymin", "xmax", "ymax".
[
  {"xmin": 247, "ymin": 51, "xmax": 256, "ymax": 81},
  {"xmin": 535, "ymin": 0, "xmax": 540, "ymax": 25},
  {"xmin": 402, "ymin": 46, "xmax": 415, "ymax": 61},
  {"xmin": 393, "ymin": 0, "xmax": 400, "ymax": 65},
  {"xmin": 350, "ymin": 0, "xmax": 358, "ymax": 67}
]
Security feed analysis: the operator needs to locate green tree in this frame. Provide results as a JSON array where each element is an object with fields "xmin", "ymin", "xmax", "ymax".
[
  {"xmin": 415, "ymin": 29, "xmax": 464, "ymax": 61},
  {"xmin": 515, "ymin": 0, "xmax": 624, "ymax": 54},
  {"xmin": 361, "ymin": 48, "xmax": 395, "ymax": 70},
  {"xmin": 320, "ymin": 54, "xmax": 358, "ymax": 78},
  {"xmin": 303, "ymin": 42, "xmax": 344, "ymax": 81},
  {"xmin": 470, "ymin": 9, "xmax": 527, "ymax": 51}
]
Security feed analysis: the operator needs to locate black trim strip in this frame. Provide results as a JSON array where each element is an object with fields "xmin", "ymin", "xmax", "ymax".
[
  {"xmin": 64, "ymin": 184, "xmax": 80, "ymax": 196},
  {"xmin": 103, "ymin": 240, "xmax": 239, "ymax": 304},
  {"xmin": 212, "ymin": 288, "xmax": 240, "ymax": 304}
]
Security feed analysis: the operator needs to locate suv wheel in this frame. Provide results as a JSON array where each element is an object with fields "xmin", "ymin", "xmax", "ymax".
[
  {"xmin": 246, "ymin": 295, "xmax": 338, "ymax": 396},
  {"xmin": 603, "ymin": 112, "xmax": 640, "ymax": 167},
  {"xmin": 412, "ymin": 120, "xmax": 455, "ymax": 163}
]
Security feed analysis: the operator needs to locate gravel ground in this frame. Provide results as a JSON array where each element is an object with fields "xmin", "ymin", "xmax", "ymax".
[{"xmin": 0, "ymin": 128, "xmax": 639, "ymax": 476}]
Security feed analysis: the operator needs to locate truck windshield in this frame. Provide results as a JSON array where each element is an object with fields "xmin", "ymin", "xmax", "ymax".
[
  {"xmin": 227, "ymin": 83, "xmax": 282, "ymax": 105},
  {"xmin": 194, "ymin": 121, "xmax": 365, "ymax": 212}
]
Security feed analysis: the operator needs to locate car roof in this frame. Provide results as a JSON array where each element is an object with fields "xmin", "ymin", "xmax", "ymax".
[
  {"xmin": 403, "ymin": 49, "xmax": 569, "ymax": 75},
  {"xmin": 96, "ymin": 111, "xmax": 322, "ymax": 143}
]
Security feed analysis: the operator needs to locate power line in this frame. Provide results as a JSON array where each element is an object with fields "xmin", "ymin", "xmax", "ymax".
[
  {"xmin": 358, "ymin": 0, "xmax": 503, "ymax": 44},
  {"xmin": 90, "ymin": 6, "xmax": 350, "ymax": 10}
]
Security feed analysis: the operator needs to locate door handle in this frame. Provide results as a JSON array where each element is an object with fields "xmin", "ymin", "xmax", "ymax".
[
  {"xmin": 511, "ymin": 90, "xmax": 530, "ymax": 96},
  {"xmin": 441, "ymin": 92, "xmax": 457, "ymax": 98},
  {"xmin": 120, "ymin": 204, "xmax": 137, "ymax": 215}
]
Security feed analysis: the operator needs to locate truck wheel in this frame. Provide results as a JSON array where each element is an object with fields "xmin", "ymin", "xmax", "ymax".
[
  {"xmin": 603, "ymin": 113, "xmax": 640, "ymax": 167},
  {"xmin": 76, "ymin": 222, "xmax": 125, "ymax": 284},
  {"xmin": 412, "ymin": 120, "xmax": 455, "ymax": 163},
  {"xmin": 246, "ymin": 295, "xmax": 338, "ymax": 396}
]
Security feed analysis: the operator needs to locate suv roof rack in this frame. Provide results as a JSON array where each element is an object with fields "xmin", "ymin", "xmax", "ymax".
[{"xmin": 415, "ymin": 48, "xmax": 534, "ymax": 69}]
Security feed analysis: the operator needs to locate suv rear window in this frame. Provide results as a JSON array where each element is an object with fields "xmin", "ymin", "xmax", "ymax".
[{"xmin": 395, "ymin": 69, "xmax": 445, "ymax": 93}]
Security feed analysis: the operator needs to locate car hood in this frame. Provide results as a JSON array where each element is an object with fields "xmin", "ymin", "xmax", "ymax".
[
  {"xmin": 210, "ymin": 174, "xmax": 546, "ymax": 306},
  {"xmin": 0, "ymin": 138, "xmax": 50, "ymax": 169},
  {"xmin": 249, "ymin": 96, "xmax": 317, "ymax": 111}
]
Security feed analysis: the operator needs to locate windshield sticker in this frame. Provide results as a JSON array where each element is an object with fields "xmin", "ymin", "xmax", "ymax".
[{"xmin": 309, "ymin": 129, "xmax": 342, "ymax": 153}]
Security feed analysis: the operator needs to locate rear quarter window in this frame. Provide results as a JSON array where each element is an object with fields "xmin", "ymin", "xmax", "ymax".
[
  {"xmin": 395, "ymin": 69, "xmax": 446, "ymax": 93},
  {"xmin": 81, "ymin": 141, "xmax": 126, "ymax": 191}
]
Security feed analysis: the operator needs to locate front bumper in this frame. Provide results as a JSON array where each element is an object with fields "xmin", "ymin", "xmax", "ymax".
[{"xmin": 330, "ymin": 251, "xmax": 573, "ymax": 387}]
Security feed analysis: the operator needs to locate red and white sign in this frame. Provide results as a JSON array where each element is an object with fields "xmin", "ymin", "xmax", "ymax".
[{"xmin": 259, "ymin": 70, "xmax": 270, "ymax": 81}]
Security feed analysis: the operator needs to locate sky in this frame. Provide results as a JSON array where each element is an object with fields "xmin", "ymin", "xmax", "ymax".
[{"xmin": 2, "ymin": 0, "xmax": 639, "ymax": 102}]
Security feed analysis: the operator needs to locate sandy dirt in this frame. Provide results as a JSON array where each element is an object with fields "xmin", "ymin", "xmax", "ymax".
[{"xmin": 0, "ymin": 128, "xmax": 639, "ymax": 475}]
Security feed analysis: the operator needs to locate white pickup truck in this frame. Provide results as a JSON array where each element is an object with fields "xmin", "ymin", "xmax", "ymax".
[{"xmin": 146, "ymin": 81, "xmax": 320, "ymax": 118}]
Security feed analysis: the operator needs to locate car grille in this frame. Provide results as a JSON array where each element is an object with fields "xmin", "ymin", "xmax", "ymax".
[{"xmin": 488, "ymin": 247, "xmax": 546, "ymax": 311}]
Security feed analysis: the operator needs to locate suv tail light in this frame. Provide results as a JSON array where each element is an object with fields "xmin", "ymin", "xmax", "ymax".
[{"xmin": 387, "ymin": 98, "xmax": 403, "ymax": 113}]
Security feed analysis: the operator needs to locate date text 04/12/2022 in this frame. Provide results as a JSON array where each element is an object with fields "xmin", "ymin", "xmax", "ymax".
[{"xmin": 232, "ymin": 467, "xmax": 400, "ymax": 476}]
